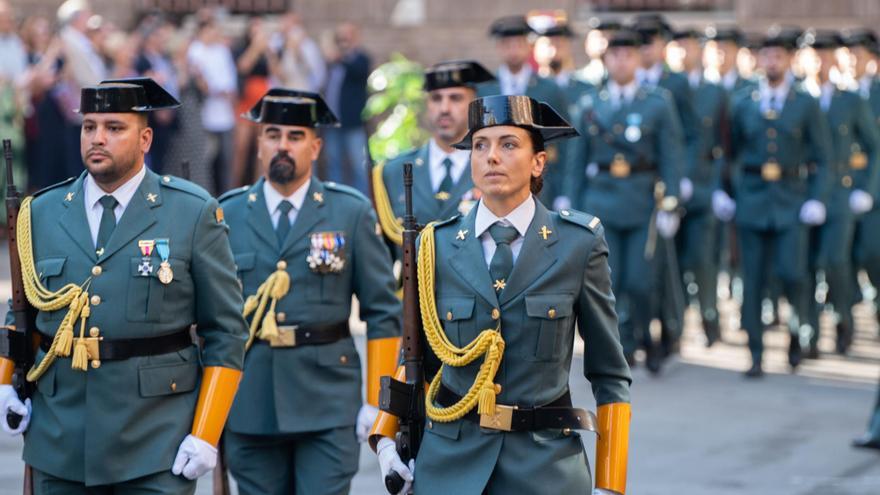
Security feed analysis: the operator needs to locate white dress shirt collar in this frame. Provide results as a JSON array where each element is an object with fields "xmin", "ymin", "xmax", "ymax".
[
  {"xmin": 759, "ymin": 78, "xmax": 790, "ymax": 111},
  {"xmin": 428, "ymin": 139, "xmax": 469, "ymax": 192},
  {"xmin": 498, "ymin": 64, "xmax": 533, "ymax": 95},
  {"xmin": 474, "ymin": 194, "xmax": 535, "ymax": 239},
  {"xmin": 607, "ymin": 79, "xmax": 638, "ymax": 106},
  {"xmin": 722, "ymin": 69, "xmax": 739, "ymax": 91},
  {"xmin": 83, "ymin": 165, "xmax": 147, "ymax": 245},
  {"xmin": 263, "ymin": 178, "xmax": 310, "ymax": 227}
]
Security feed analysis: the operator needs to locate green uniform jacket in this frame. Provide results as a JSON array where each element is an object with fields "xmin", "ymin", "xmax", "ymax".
[
  {"xmin": 415, "ymin": 200, "xmax": 631, "ymax": 493},
  {"xmin": 24, "ymin": 170, "xmax": 246, "ymax": 485},
  {"xmin": 380, "ymin": 144, "xmax": 477, "ymax": 260},
  {"xmin": 822, "ymin": 87, "xmax": 880, "ymax": 221},
  {"xmin": 221, "ymin": 177, "xmax": 401, "ymax": 435},
  {"xmin": 564, "ymin": 83, "xmax": 684, "ymax": 229},
  {"xmin": 686, "ymin": 79, "xmax": 728, "ymax": 213},
  {"xmin": 478, "ymin": 73, "xmax": 570, "ymax": 204},
  {"xmin": 729, "ymin": 83, "xmax": 834, "ymax": 229}
]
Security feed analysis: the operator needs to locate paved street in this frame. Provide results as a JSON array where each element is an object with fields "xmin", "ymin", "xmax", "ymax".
[{"xmin": 0, "ymin": 245, "xmax": 877, "ymax": 494}]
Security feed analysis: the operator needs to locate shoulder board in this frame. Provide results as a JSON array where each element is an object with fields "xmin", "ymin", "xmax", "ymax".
[
  {"xmin": 431, "ymin": 214, "xmax": 462, "ymax": 230},
  {"xmin": 324, "ymin": 181, "xmax": 369, "ymax": 202},
  {"xmin": 558, "ymin": 209, "xmax": 601, "ymax": 233},
  {"xmin": 32, "ymin": 176, "xmax": 75, "ymax": 198},
  {"xmin": 159, "ymin": 175, "xmax": 212, "ymax": 200},
  {"xmin": 218, "ymin": 185, "xmax": 251, "ymax": 203}
]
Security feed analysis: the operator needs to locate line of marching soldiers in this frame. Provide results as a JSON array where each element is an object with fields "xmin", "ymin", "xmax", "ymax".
[{"xmin": 1, "ymin": 10, "xmax": 880, "ymax": 495}]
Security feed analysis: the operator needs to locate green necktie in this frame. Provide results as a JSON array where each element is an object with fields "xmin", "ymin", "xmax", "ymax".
[
  {"xmin": 436, "ymin": 157, "xmax": 454, "ymax": 203},
  {"xmin": 96, "ymin": 195, "xmax": 118, "ymax": 255},
  {"xmin": 276, "ymin": 200, "xmax": 294, "ymax": 247},
  {"xmin": 488, "ymin": 223, "xmax": 519, "ymax": 293}
]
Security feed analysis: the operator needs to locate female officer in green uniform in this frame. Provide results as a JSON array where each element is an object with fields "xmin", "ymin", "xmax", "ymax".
[{"xmin": 370, "ymin": 95, "xmax": 633, "ymax": 494}]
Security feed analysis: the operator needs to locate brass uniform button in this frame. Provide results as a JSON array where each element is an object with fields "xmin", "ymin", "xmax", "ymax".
[
  {"xmin": 339, "ymin": 355, "xmax": 348, "ymax": 364},
  {"xmin": 91, "ymin": 360, "xmax": 101, "ymax": 369},
  {"xmin": 446, "ymin": 311, "xmax": 453, "ymax": 321},
  {"xmin": 491, "ymin": 308, "xmax": 500, "ymax": 320},
  {"xmin": 842, "ymin": 175, "xmax": 853, "ymax": 188},
  {"xmin": 89, "ymin": 327, "xmax": 100, "ymax": 338},
  {"xmin": 277, "ymin": 260, "xmax": 287, "ymax": 270},
  {"xmin": 90, "ymin": 295, "xmax": 101, "ymax": 306},
  {"xmin": 548, "ymin": 308, "xmax": 557, "ymax": 319},
  {"xmin": 91, "ymin": 266, "xmax": 102, "ymax": 276},
  {"xmin": 276, "ymin": 312, "xmax": 286, "ymax": 322},
  {"xmin": 766, "ymin": 128, "xmax": 777, "ymax": 138},
  {"xmin": 562, "ymin": 428, "xmax": 572, "ymax": 436},
  {"xmin": 170, "ymin": 382, "xmax": 177, "ymax": 392},
  {"xmin": 427, "ymin": 420, "xmax": 433, "ymax": 429}
]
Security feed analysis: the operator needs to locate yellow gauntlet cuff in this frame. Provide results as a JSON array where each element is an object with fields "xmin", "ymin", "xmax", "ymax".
[
  {"xmin": 191, "ymin": 366, "xmax": 242, "ymax": 447},
  {"xmin": 596, "ymin": 402, "xmax": 631, "ymax": 494},
  {"xmin": 367, "ymin": 337, "xmax": 401, "ymax": 407}
]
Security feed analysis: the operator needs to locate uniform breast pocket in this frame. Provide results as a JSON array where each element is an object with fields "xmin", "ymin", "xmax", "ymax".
[
  {"xmin": 126, "ymin": 257, "xmax": 187, "ymax": 323},
  {"xmin": 437, "ymin": 296, "xmax": 476, "ymax": 347},
  {"xmin": 233, "ymin": 252, "xmax": 256, "ymax": 290},
  {"xmin": 35, "ymin": 257, "xmax": 67, "ymax": 322},
  {"xmin": 525, "ymin": 293, "xmax": 575, "ymax": 361}
]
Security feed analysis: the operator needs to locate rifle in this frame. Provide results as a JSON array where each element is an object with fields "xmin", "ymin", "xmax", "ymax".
[
  {"xmin": 379, "ymin": 163, "xmax": 424, "ymax": 494},
  {"xmin": 3, "ymin": 139, "xmax": 35, "ymax": 495}
]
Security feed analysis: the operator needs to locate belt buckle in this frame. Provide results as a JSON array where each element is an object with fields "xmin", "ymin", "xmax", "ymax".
[
  {"xmin": 479, "ymin": 404, "xmax": 516, "ymax": 431},
  {"xmin": 851, "ymin": 151, "xmax": 868, "ymax": 170},
  {"xmin": 268, "ymin": 326, "xmax": 299, "ymax": 348},
  {"xmin": 761, "ymin": 161, "xmax": 782, "ymax": 182},
  {"xmin": 610, "ymin": 155, "xmax": 631, "ymax": 178}
]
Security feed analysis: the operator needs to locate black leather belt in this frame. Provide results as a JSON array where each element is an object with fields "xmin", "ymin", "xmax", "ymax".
[
  {"xmin": 436, "ymin": 384, "xmax": 597, "ymax": 433},
  {"xmin": 597, "ymin": 162, "xmax": 655, "ymax": 174},
  {"xmin": 39, "ymin": 329, "xmax": 192, "ymax": 360},
  {"xmin": 742, "ymin": 163, "xmax": 807, "ymax": 180},
  {"xmin": 254, "ymin": 321, "xmax": 350, "ymax": 348}
]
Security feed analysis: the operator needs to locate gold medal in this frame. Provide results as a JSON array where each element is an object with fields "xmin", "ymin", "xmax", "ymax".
[{"xmin": 158, "ymin": 261, "xmax": 174, "ymax": 284}]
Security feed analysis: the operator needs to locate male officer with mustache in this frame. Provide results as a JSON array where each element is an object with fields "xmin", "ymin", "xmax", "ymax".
[{"xmin": 219, "ymin": 89, "xmax": 401, "ymax": 494}]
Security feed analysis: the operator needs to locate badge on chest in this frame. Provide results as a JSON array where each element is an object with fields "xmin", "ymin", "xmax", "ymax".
[{"xmin": 306, "ymin": 232, "xmax": 346, "ymax": 273}]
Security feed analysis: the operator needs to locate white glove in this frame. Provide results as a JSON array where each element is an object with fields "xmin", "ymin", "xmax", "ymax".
[
  {"xmin": 172, "ymin": 434, "xmax": 217, "ymax": 480},
  {"xmin": 680, "ymin": 177, "xmax": 694, "ymax": 202},
  {"xmin": 0, "ymin": 385, "xmax": 30, "ymax": 436},
  {"xmin": 712, "ymin": 190, "xmax": 736, "ymax": 222},
  {"xmin": 553, "ymin": 196, "xmax": 572, "ymax": 211},
  {"xmin": 850, "ymin": 189, "xmax": 874, "ymax": 214},
  {"xmin": 799, "ymin": 199, "xmax": 827, "ymax": 225},
  {"xmin": 377, "ymin": 436, "xmax": 414, "ymax": 495},
  {"xmin": 356, "ymin": 404, "xmax": 379, "ymax": 443},
  {"xmin": 655, "ymin": 210, "xmax": 680, "ymax": 239}
]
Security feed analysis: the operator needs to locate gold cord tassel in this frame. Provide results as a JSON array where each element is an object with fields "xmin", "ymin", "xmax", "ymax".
[
  {"xmin": 71, "ymin": 297, "xmax": 91, "ymax": 371},
  {"xmin": 260, "ymin": 301, "xmax": 280, "ymax": 340},
  {"xmin": 243, "ymin": 261, "xmax": 291, "ymax": 348},
  {"xmin": 55, "ymin": 321, "xmax": 75, "ymax": 357}
]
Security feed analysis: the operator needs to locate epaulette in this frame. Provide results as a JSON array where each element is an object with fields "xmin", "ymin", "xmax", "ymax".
[
  {"xmin": 324, "ymin": 181, "xmax": 369, "ymax": 202},
  {"xmin": 558, "ymin": 209, "xmax": 601, "ymax": 233},
  {"xmin": 158, "ymin": 174, "xmax": 212, "ymax": 200},
  {"xmin": 431, "ymin": 214, "xmax": 462, "ymax": 230},
  {"xmin": 32, "ymin": 176, "xmax": 75, "ymax": 197},
  {"xmin": 218, "ymin": 185, "xmax": 250, "ymax": 203}
]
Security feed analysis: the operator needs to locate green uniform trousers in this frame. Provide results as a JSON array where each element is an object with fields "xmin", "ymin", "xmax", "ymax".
[
  {"xmin": 33, "ymin": 469, "xmax": 194, "ymax": 495},
  {"xmin": 604, "ymin": 224, "xmax": 655, "ymax": 356},
  {"xmin": 225, "ymin": 426, "xmax": 358, "ymax": 495},
  {"xmin": 737, "ymin": 225, "xmax": 809, "ymax": 363}
]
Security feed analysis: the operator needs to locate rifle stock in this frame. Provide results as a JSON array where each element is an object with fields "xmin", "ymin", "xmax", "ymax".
[
  {"xmin": 3, "ymin": 139, "xmax": 34, "ymax": 494},
  {"xmin": 379, "ymin": 163, "xmax": 424, "ymax": 494}
]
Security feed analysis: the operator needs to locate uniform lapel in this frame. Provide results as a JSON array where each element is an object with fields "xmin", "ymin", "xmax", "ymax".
[
  {"xmin": 58, "ymin": 172, "xmax": 97, "ymax": 262},
  {"xmin": 280, "ymin": 179, "xmax": 326, "ymax": 257},
  {"xmin": 246, "ymin": 178, "xmax": 278, "ymax": 252},
  {"xmin": 498, "ymin": 201, "xmax": 558, "ymax": 307},
  {"xmin": 99, "ymin": 169, "xmax": 160, "ymax": 262},
  {"xmin": 448, "ymin": 208, "xmax": 498, "ymax": 308}
]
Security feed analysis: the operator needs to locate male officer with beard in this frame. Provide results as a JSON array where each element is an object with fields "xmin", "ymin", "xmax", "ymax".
[
  {"xmin": 373, "ymin": 60, "xmax": 495, "ymax": 258},
  {"xmin": 219, "ymin": 89, "xmax": 401, "ymax": 494}
]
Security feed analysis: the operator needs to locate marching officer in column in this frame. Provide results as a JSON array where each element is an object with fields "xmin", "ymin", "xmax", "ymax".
[
  {"xmin": 706, "ymin": 25, "xmax": 757, "ymax": 94},
  {"xmin": 580, "ymin": 17, "xmax": 623, "ymax": 86},
  {"xmin": 219, "ymin": 89, "xmax": 401, "ymax": 494},
  {"xmin": 722, "ymin": 31, "xmax": 833, "ymax": 378},
  {"xmin": 0, "ymin": 77, "xmax": 247, "ymax": 493},
  {"xmin": 561, "ymin": 28, "xmax": 684, "ymax": 372},
  {"xmin": 847, "ymin": 29, "xmax": 880, "ymax": 322},
  {"xmin": 479, "ymin": 15, "xmax": 570, "ymax": 205},
  {"xmin": 372, "ymin": 94, "xmax": 632, "ymax": 495},
  {"xmin": 673, "ymin": 28, "xmax": 729, "ymax": 346},
  {"xmin": 534, "ymin": 19, "xmax": 593, "ymax": 113},
  {"xmin": 373, "ymin": 60, "xmax": 495, "ymax": 259},
  {"xmin": 802, "ymin": 30, "xmax": 880, "ymax": 357}
]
